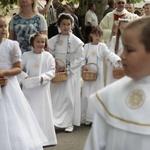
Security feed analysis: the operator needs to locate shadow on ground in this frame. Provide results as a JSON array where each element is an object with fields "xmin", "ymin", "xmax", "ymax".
[{"xmin": 44, "ymin": 124, "xmax": 91, "ymax": 150}]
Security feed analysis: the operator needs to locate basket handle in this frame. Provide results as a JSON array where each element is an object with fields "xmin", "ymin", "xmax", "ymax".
[
  {"xmin": 82, "ymin": 63, "xmax": 99, "ymax": 73},
  {"xmin": 55, "ymin": 59, "xmax": 66, "ymax": 70}
]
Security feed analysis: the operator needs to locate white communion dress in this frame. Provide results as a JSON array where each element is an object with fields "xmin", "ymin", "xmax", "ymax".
[
  {"xmin": 21, "ymin": 50, "xmax": 57, "ymax": 146},
  {"xmin": 0, "ymin": 39, "xmax": 47, "ymax": 150}
]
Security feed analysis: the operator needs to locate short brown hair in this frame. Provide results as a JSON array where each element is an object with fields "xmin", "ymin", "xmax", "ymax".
[
  {"xmin": 90, "ymin": 26, "xmax": 103, "ymax": 36},
  {"xmin": 124, "ymin": 17, "xmax": 150, "ymax": 52}
]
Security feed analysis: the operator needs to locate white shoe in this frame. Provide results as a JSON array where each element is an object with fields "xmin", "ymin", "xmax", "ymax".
[
  {"xmin": 85, "ymin": 121, "xmax": 91, "ymax": 126},
  {"xmin": 65, "ymin": 125, "xmax": 74, "ymax": 132}
]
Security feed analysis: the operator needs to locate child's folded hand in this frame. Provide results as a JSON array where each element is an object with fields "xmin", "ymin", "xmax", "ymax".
[{"xmin": 0, "ymin": 76, "xmax": 8, "ymax": 87}]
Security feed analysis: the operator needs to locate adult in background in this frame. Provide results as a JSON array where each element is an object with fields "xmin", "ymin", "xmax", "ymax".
[
  {"xmin": 85, "ymin": 3, "xmax": 98, "ymax": 43},
  {"xmin": 143, "ymin": 3, "xmax": 150, "ymax": 17},
  {"xmin": 38, "ymin": 0, "xmax": 52, "ymax": 16},
  {"xmin": 125, "ymin": 2, "xmax": 139, "ymax": 18},
  {"xmin": 47, "ymin": 0, "xmax": 61, "ymax": 27},
  {"xmin": 67, "ymin": 2, "xmax": 82, "ymax": 30},
  {"xmin": 125, "ymin": 2, "xmax": 135, "ymax": 13},
  {"xmin": 103, "ymin": 0, "xmax": 115, "ymax": 17},
  {"xmin": 9, "ymin": 0, "xmax": 47, "ymax": 53},
  {"xmin": 99, "ymin": 0, "xmax": 137, "ymax": 44}
]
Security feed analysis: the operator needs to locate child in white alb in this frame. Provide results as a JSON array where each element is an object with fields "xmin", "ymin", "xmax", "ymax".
[
  {"xmin": 81, "ymin": 26, "xmax": 121, "ymax": 125},
  {"xmin": 19, "ymin": 32, "xmax": 57, "ymax": 147}
]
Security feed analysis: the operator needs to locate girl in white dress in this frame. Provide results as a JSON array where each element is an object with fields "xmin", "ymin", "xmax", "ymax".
[
  {"xmin": 0, "ymin": 15, "xmax": 47, "ymax": 150},
  {"xmin": 106, "ymin": 18, "xmax": 129, "ymax": 85},
  {"xmin": 19, "ymin": 33, "xmax": 57, "ymax": 146},
  {"xmin": 48, "ymin": 13, "xmax": 84, "ymax": 132},
  {"xmin": 81, "ymin": 26, "xmax": 121, "ymax": 125}
]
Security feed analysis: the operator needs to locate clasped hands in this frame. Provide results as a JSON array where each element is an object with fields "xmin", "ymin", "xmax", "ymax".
[{"xmin": 0, "ymin": 70, "xmax": 8, "ymax": 87}]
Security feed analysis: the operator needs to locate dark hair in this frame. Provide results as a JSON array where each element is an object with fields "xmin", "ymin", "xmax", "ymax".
[
  {"xmin": 90, "ymin": 26, "xmax": 103, "ymax": 41},
  {"xmin": 29, "ymin": 32, "xmax": 48, "ymax": 48},
  {"xmin": 124, "ymin": 17, "xmax": 150, "ymax": 52},
  {"xmin": 57, "ymin": 13, "xmax": 74, "ymax": 27},
  {"xmin": 56, "ymin": 5, "xmax": 67, "ymax": 17},
  {"xmin": 134, "ymin": 9, "xmax": 142, "ymax": 16},
  {"xmin": 108, "ymin": 0, "xmax": 115, "ymax": 7},
  {"xmin": 88, "ymin": 3, "xmax": 95, "ymax": 10},
  {"xmin": 91, "ymin": 26, "xmax": 103, "ymax": 35},
  {"xmin": 143, "ymin": 3, "xmax": 150, "ymax": 8}
]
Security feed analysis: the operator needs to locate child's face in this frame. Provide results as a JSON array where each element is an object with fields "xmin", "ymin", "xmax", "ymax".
[
  {"xmin": 59, "ymin": 19, "xmax": 72, "ymax": 35},
  {"xmin": 90, "ymin": 33, "xmax": 101, "ymax": 44},
  {"xmin": 121, "ymin": 29, "xmax": 150, "ymax": 79},
  {"xmin": 33, "ymin": 35, "xmax": 45, "ymax": 53},
  {"xmin": 0, "ymin": 17, "xmax": 7, "ymax": 42}
]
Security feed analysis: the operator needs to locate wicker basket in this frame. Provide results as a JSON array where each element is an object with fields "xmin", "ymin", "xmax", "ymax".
[
  {"xmin": 51, "ymin": 59, "xmax": 67, "ymax": 83},
  {"xmin": 113, "ymin": 67, "xmax": 124, "ymax": 79},
  {"xmin": 82, "ymin": 63, "xmax": 98, "ymax": 81}
]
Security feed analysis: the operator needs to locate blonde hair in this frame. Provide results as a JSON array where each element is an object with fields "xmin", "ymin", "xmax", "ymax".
[{"xmin": 18, "ymin": 0, "xmax": 38, "ymax": 13}]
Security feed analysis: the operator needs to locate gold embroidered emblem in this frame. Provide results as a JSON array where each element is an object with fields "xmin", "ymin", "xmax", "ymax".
[
  {"xmin": 57, "ymin": 40, "xmax": 63, "ymax": 45},
  {"xmin": 126, "ymin": 89, "xmax": 145, "ymax": 109},
  {"xmin": 33, "ymin": 63, "xmax": 40, "ymax": 69},
  {"xmin": 91, "ymin": 51, "xmax": 96, "ymax": 56}
]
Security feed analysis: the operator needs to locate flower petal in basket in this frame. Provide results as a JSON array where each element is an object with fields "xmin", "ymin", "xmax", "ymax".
[
  {"xmin": 82, "ymin": 63, "xmax": 99, "ymax": 81},
  {"xmin": 51, "ymin": 59, "xmax": 67, "ymax": 83}
]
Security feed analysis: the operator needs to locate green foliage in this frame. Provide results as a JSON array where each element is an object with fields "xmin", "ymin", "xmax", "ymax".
[
  {"xmin": 0, "ymin": 0, "xmax": 144, "ymax": 16},
  {"xmin": 59, "ymin": 0, "xmax": 79, "ymax": 4},
  {"xmin": 0, "ymin": 0, "xmax": 17, "ymax": 15}
]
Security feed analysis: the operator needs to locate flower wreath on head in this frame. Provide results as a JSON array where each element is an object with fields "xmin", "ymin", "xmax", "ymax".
[{"xmin": 58, "ymin": 12, "xmax": 75, "ymax": 27}]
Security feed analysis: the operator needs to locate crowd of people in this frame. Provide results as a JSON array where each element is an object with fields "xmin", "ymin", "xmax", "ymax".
[{"xmin": 1, "ymin": 0, "xmax": 150, "ymax": 149}]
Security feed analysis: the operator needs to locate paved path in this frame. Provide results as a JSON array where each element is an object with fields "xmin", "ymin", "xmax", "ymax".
[{"xmin": 44, "ymin": 125, "xmax": 91, "ymax": 150}]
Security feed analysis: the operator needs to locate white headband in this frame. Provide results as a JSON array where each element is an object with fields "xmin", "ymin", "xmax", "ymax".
[
  {"xmin": 58, "ymin": 13, "xmax": 74, "ymax": 27},
  {"xmin": 29, "ymin": 32, "xmax": 48, "ymax": 43}
]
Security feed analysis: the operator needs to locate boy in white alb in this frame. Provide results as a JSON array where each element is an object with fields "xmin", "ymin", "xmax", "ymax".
[{"xmin": 84, "ymin": 17, "xmax": 150, "ymax": 150}]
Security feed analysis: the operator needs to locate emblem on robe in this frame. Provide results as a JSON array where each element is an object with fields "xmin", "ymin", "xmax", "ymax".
[
  {"xmin": 91, "ymin": 51, "xmax": 96, "ymax": 57},
  {"xmin": 33, "ymin": 63, "xmax": 40, "ymax": 69},
  {"xmin": 57, "ymin": 40, "xmax": 63, "ymax": 45},
  {"xmin": 126, "ymin": 89, "xmax": 145, "ymax": 109}
]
